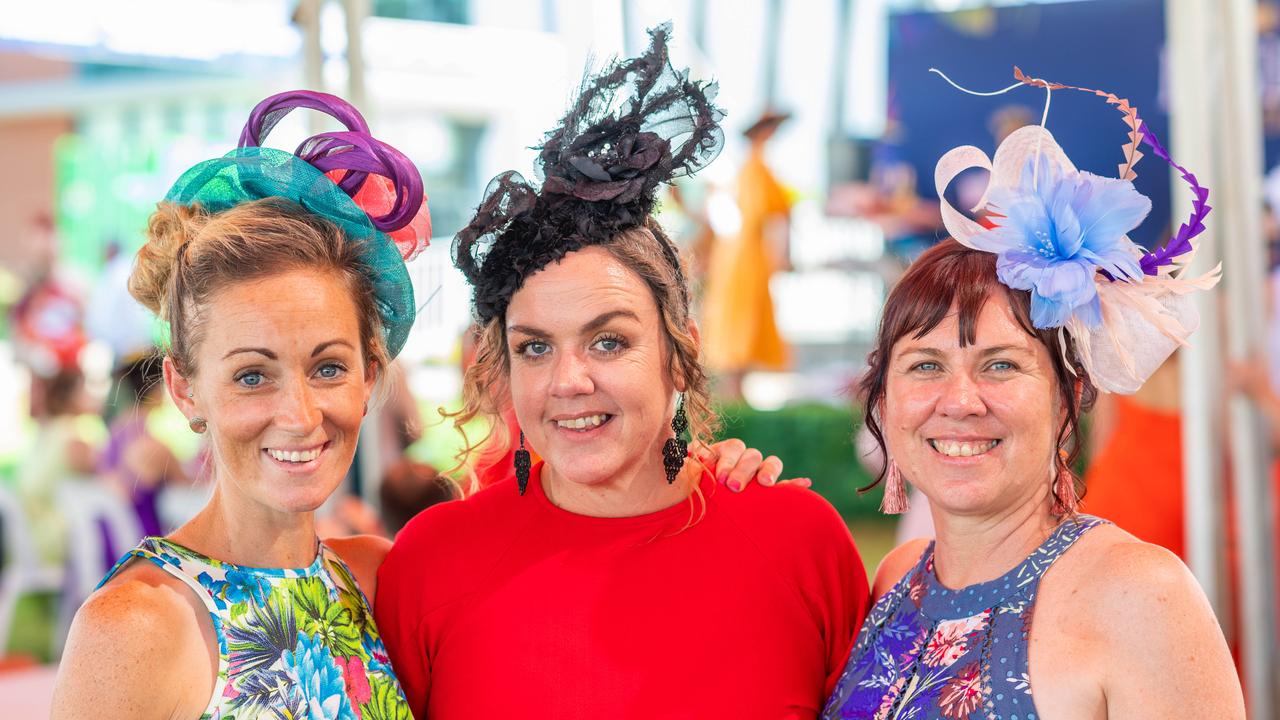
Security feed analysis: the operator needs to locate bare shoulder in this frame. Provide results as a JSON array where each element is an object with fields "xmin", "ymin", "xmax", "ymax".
[
  {"xmin": 1056, "ymin": 524, "xmax": 1199, "ymax": 609},
  {"xmin": 1046, "ymin": 523, "xmax": 1244, "ymax": 717},
  {"xmin": 52, "ymin": 561, "xmax": 214, "ymax": 719},
  {"xmin": 872, "ymin": 538, "xmax": 931, "ymax": 600},
  {"xmin": 324, "ymin": 534, "xmax": 393, "ymax": 598}
]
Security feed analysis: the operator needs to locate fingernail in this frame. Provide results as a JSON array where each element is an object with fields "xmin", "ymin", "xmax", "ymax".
[
  {"xmin": 717, "ymin": 472, "xmax": 729, "ymax": 485},
  {"xmin": 728, "ymin": 479, "xmax": 742, "ymax": 492},
  {"xmin": 760, "ymin": 474, "xmax": 774, "ymax": 486}
]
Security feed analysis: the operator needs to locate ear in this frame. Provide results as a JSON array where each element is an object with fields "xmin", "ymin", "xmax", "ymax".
[
  {"xmin": 163, "ymin": 356, "xmax": 198, "ymax": 420},
  {"xmin": 364, "ymin": 358, "xmax": 380, "ymax": 406}
]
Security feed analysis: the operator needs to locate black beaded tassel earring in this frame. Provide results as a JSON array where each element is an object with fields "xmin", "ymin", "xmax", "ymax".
[
  {"xmin": 515, "ymin": 431, "xmax": 532, "ymax": 495},
  {"xmin": 662, "ymin": 395, "xmax": 689, "ymax": 484}
]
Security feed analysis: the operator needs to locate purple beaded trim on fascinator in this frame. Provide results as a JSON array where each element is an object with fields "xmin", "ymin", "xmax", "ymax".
[{"xmin": 932, "ymin": 68, "xmax": 1219, "ymax": 394}]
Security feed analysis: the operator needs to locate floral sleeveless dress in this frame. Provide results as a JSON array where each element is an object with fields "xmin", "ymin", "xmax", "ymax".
[
  {"xmin": 100, "ymin": 537, "xmax": 412, "ymax": 720},
  {"xmin": 822, "ymin": 515, "xmax": 1108, "ymax": 719}
]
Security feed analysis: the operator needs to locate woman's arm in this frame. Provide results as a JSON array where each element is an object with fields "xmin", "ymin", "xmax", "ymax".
[
  {"xmin": 1094, "ymin": 543, "xmax": 1244, "ymax": 718},
  {"xmin": 51, "ymin": 565, "xmax": 215, "ymax": 719}
]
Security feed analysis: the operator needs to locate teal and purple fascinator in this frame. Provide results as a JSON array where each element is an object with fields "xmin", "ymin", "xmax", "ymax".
[
  {"xmin": 163, "ymin": 90, "xmax": 431, "ymax": 359},
  {"xmin": 934, "ymin": 69, "xmax": 1218, "ymax": 394}
]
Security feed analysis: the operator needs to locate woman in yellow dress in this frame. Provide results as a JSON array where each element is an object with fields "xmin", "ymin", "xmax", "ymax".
[{"xmin": 701, "ymin": 111, "xmax": 792, "ymax": 399}]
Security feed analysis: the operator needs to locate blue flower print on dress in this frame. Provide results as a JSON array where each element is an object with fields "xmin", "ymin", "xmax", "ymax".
[
  {"xmin": 283, "ymin": 630, "xmax": 358, "ymax": 720},
  {"xmin": 96, "ymin": 537, "xmax": 410, "ymax": 720},
  {"xmin": 974, "ymin": 156, "xmax": 1151, "ymax": 329}
]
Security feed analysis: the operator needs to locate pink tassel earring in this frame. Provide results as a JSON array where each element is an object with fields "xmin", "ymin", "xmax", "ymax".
[
  {"xmin": 880, "ymin": 460, "xmax": 909, "ymax": 514},
  {"xmin": 1053, "ymin": 448, "xmax": 1079, "ymax": 515}
]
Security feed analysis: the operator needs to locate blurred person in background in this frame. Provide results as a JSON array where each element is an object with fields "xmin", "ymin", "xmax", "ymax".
[
  {"xmin": 97, "ymin": 352, "xmax": 190, "ymax": 550},
  {"xmin": 1081, "ymin": 354, "xmax": 1187, "ymax": 556},
  {"xmin": 17, "ymin": 367, "xmax": 97, "ymax": 567},
  {"xmin": 377, "ymin": 27, "xmax": 867, "ymax": 718},
  {"xmin": 379, "ymin": 458, "xmax": 459, "ymax": 535},
  {"xmin": 824, "ymin": 75, "xmax": 1240, "ymax": 717},
  {"xmin": 700, "ymin": 109, "xmax": 793, "ymax": 401}
]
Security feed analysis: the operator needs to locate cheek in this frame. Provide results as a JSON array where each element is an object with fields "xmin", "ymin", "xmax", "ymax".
[
  {"xmin": 883, "ymin": 383, "xmax": 936, "ymax": 431},
  {"xmin": 507, "ymin": 362, "xmax": 544, "ymax": 417}
]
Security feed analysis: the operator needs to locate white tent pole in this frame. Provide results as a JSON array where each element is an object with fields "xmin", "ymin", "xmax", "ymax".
[
  {"xmin": 1167, "ymin": 0, "xmax": 1225, "ymax": 616},
  {"xmin": 1218, "ymin": 1, "xmax": 1279, "ymax": 714}
]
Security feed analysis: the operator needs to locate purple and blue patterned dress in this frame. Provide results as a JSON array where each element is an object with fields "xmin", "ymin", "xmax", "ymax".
[{"xmin": 822, "ymin": 515, "xmax": 1107, "ymax": 720}]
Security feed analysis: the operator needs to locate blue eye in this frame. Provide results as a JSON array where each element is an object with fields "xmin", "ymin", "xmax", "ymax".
[
  {"xmin": 988, "ymin": 360, "xmax": 1016, "ymax": 372},
  {"xmin": 237, "ymin": 371, "xmax": 265, "ymax": 387},
  {"xmin": 593, "ymin": 336, "xmax": 626, "ymax": 354},
  {"xmin": 520, "ymin": 341, "xmax": 551, "ymax": 357},
  {"xmin": 913, "ymin": 361, "xmax": 940, "ymax": 373},
  {"xmin": 317, "ymin": 363, "xmax": 345, "ymax": 379}
]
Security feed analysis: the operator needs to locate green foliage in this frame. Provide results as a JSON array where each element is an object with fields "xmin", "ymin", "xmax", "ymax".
[{"xmin": 714, "ymin": 401, "xmax": 884, "ymax": 520}]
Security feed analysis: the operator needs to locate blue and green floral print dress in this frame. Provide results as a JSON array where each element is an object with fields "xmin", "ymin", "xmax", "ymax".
[
  {"xmin": 822, "ymin": 515, "xmax": 1107, "ymax": 720},
  {"xmin": 100, "ymin": 537, "xmax": 411, "ymax": 720}
]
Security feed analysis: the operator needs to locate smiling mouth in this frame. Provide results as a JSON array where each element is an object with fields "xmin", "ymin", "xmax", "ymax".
[
  {"xmin": 554, "ymin": 414, "xmax": 613, "ymax": 432},
  {"xmin": 265, "ymin": 444, "xmax": 327, "ymax": 464},
  {"xmin": 928, "ymin": 439, "xmax": 1000, "ymax": 458}
]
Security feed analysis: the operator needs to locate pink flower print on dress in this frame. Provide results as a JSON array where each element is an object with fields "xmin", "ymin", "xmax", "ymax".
[
  {"xmin": 939, "ymin": 661, "xmax": 983, "ymax": 718},
  {"xmin": 922, "ymin": 613, "xmax": 988, "ymax": 668},
  {"xmin": 909, "ymin": 564, "xmax": 929, "ymax": 608},
  {"xmin": 874, "ymin": 676, "xmax": 907, "ymax": 720},
  {"xmin": 341, "ymin": 655, "xmax": 373, "ymax": 711}
]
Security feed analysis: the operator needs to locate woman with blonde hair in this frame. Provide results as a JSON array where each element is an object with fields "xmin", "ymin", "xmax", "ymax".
[{"xmin": 52, "ymin": 90, "xmax": 429, "ymax": 719}]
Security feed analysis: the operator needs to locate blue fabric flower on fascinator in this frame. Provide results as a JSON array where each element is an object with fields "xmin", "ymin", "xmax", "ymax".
[{"xmin": 974, "ymin": 157, "xmax": 1152, "ymax": 329}]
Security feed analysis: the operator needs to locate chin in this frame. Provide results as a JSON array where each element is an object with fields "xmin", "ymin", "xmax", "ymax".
[{"xmin": 543, "ymin": 451, "xmax": 626, "ymax": 487}]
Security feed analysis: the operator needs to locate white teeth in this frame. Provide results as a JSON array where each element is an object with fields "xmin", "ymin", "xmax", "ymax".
[
  {"xmin": 269, "ymin": 447, "xmax": 322, "ymax": 463},
  {"xmin": 930, "ymin": 440, "xmax": 998, "ymax": 458},
  {"xmin": 556, "ymin": 414, "xmax": 608, "ymax": 430}
]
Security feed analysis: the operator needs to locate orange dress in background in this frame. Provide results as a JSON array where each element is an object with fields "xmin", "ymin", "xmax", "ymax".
[
  {"xmin": 1082, "ymin": 395, "xmax": 1186, "ymax": 557},
  {"xmin": 700, "ymin": 147, "xmax": 790, "ymax": 373}
]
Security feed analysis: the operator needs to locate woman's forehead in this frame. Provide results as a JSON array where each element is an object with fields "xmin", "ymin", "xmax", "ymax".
[
  {"xmin": 508, "ymin": 248, "xmax": 656, "ymax": 323},
  {"xmin": 897, "ymin": 300, "xmax": 1038, "ymax": 354},
  {"xmin": 200, "ymin": 271, "xmax": 362, "ymax": 351}
]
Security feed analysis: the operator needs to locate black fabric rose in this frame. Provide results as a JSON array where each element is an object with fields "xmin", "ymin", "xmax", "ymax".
[
  {"xmin": 451, "ymin": 23, "xmax": 724, "ymax": 323},
  {"xmin": 542, "ymin": 128, "xmax": 672, "ymax": 204}
]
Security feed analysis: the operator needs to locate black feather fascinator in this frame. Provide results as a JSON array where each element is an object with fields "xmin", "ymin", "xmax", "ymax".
[{"xmin": 453, "ymin": 23, "xmax": 725, "ymax": 323}]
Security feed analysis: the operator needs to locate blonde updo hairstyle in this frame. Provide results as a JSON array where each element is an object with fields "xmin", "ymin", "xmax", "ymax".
[
  {"xmin": 452, "ymin": 220, "xmax": 716, "ymax": 473},
  {"xmin": 129, "ymin": 197, "xmax": 390, "ymax": 380}
]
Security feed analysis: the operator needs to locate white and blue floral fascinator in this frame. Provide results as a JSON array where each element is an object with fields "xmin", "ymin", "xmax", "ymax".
[{"xmin": 933, "ymin": 68, "xmax": 1219, "ymax": 394}]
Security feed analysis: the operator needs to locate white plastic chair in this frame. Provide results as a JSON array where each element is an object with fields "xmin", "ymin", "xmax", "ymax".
[
  {"xmin": 54, "ymin": 480, "xmax": 142, "ymax": 654},
  {"xmin": 0, "ymin": 483, "xmax": 64, "ymax": 655}
]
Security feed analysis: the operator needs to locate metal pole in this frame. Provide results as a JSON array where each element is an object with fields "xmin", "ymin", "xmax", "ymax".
[
  {"xmin": 294, "ymin": 0, "xmax": 325, "ymax": 134},
  {"xmin": 1218, "ymin": 1, "xmax": 1278, "ymax": 713},
  {"xmin": 344, "ymin": 0, "xmax": 368, "ymax": 111},
  {"xmin": 762, "ymin": 0, "xmax": 782, "ymax": 107},
  {"xmin": 1168, "ymin": 0, "xmax": 1225, "ymax": 618}
]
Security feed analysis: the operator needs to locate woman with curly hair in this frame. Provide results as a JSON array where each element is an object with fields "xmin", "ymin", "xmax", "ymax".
[{"xmin": 375, "ymin": 25, "xmax": 871, "ymax": 720}]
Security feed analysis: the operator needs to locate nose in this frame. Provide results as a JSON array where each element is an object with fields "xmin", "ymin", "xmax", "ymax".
[
  {"xmin": 549, "ymin": 350, "xmax": 594, "ymax": 398},
  {"xmin": 937, "ymin": 370, "xmax": 987, "ymax": 419},
  {"xmin": 276, "ymin": 376, "xmax": 323, "ymax": 435}
]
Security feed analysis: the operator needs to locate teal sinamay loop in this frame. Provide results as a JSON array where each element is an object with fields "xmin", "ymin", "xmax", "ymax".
[{"xmin": 163, "ymin": 146, "xmax": 416, "ymax": 358}]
